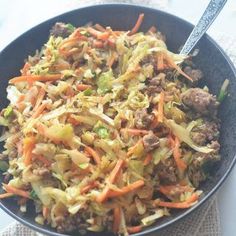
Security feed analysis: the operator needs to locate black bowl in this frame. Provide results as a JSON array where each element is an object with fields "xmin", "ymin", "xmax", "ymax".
[{"xmin": 0, "ymin": 3, "xmax": 236, "ymax": 236}]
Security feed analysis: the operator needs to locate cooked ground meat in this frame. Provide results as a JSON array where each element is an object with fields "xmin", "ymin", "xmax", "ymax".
[
  {"xmin": 181, "ymin": 88, "xmax": 219, "ymax": 116},
  {"xmin": 191, "ymin": 120, "xmax": 220, "ymax": 145},
  {"xmin": 183, "ymin": 66, "xmax": 203, "ymax": 84},
  {"xmin": 55, "ymin": 215, "xmax": 77, "ymax": 233},
  {"xmin": 50, "ymin": 22, "xmax": 71, "ymax": 38},
  {"xmin": 142, "ymin": 132, "xmax": 159, "ymax": 152},
  {"xmin": 188, "ymin": 141, "xmax": 220, "ymax": 187},
  {"xmin": 156, "ymin": 159, "xmax": 178, "ymax": 184},
  {"xmin": 145, "ymin": 73, "xmax": 165, "ymax": 95},
  {"xmin": 134, "ymin": 109, "xmax": 153, "ymax": 129}
]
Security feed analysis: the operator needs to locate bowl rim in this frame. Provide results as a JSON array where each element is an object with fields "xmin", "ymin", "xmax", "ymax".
[{"xmin": 0, "ymin": 3, "xmax": 236, "ymax": 236}]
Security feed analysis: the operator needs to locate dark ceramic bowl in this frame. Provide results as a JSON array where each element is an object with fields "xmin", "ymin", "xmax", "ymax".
[{"xmin": 0, "ymin": 3, "xmax": 236, "ymax": 236}]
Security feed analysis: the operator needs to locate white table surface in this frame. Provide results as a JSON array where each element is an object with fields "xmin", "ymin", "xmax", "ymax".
[{"xmin": 0, "ymin": 0, "xmax": 236, "ymax": 235}]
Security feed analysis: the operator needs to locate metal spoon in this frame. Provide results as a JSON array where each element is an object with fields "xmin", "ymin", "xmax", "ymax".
[{"xmin": 180, "ymin": 0, "xmax": 227, "ymax": 55}]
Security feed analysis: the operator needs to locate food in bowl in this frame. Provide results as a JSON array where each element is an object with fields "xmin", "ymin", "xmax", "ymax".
[{"xmin": 0, "ymin": 14, "xmax": 227, "ymax": 235}]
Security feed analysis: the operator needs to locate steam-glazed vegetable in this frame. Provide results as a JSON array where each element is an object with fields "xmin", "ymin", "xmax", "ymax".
[{"xmin": 0, "ymin": 14, "xmax": 223, "ymax": 235}]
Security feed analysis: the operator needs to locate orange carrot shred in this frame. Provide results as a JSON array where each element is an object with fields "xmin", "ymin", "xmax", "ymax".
[
  {"xmin": 42, "ymin": 206, "xmax": 49, "ymax": 218},
  {"xmin": 96, "ymin": 160, "xmax": 124, "ymax": 203},
  {"xmin": 157, "ymin": 91, "xmax": 165, "ymax": 123},
  {"xmin": 84, "ymin": 146, "xmax": 101, "ymax": 165},
  {"xmin": 76, "ymin": 84, "xmax": 92, "ymax": 91},
  {"xmin": 33, "ymin": 87, "xmax": 46, "ymax": 112},
  {"xmin": 108, "ymin": 180, "xmax": 145, "ymax": 198},
  {"xmin": 23, "ymin": 136, "xmax": 36, "ymax": 166},
  {"xmin": 3, "ymin": 184, "xmax": 30, "ymax": 199},
  {"xmin": 31, "ymin": 103, "xmax": 47, "ymax": 119},
  {"xmin": 108, "ymin": 160, "xmax": 124, "ymax": 183},
  {"xmin": 156, "ymin": 193, "xmax": 199, "ymax": 209},
  {"xmin": 127, "ymin": 225, "xmax": 143, "ymax": 234},
  {"xmin": 128, "ymin": 13, "xmax": 144, "ymax": 35},
  {"xmin": 143, "ymin": 153, "xmax": 152, "ymax": 166},
  {"xmin": 9, "ymin": 74, "xmax": 62, "ymax": 84},
  {"xmin": 80, "ymin": 181, "xmax": 99, "ymax": 194},
  {"xmin": 173, "ymin": 137, "xmax": 187, "ymax": 171},
  {"xmin": 157, "ymin": 52, "xmax": 164, "ymax": 71}
]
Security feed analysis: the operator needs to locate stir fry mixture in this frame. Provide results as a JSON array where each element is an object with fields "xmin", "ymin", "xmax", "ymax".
[{"xmin": 0, "ymin": 14, "xmax": 225, "ymax": 235}]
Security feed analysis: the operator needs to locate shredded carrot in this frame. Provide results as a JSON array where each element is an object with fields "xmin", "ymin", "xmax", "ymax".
[
  {"xmin": 80, "ymin": 181, "xmax": 99, "ymax": 194},
  {"xmin": 33, "ymin": 87, "xmax": 46, "ymax": 112},
  {"xmin": 84, "ymin": 146, "xmax": 101, "ymax": 165},
  {"xmin": 173, "ymin": 137, "xmax": 187, "ymax": 171},
  {"xmin": 9, "ymin": 74, "xmax": 62, "ymax": 84},
  {"xmin": 163, "ymin": 53, "xmax": 193, "ymax": 82},
  {"xmin": 121, "ymin": 128, "xmax": 149, "ymax": 136},
  {"xmin": 42, "ymin": 206, "xmax": 49, "ymax": 218},
  {"xmin": 143, "ymin": 153, "xmax": 152, "ymax": 166},
  {"xmin": 31, "ymin": 103, "xmax": 47, "ymax": 119},
  {"xmin": 127, "ymin": 225, "xmax": 143, "ymax": 234},
  {"xmin": 113, "ymin": 207, "xmax": 121, "ymax": 233},
  {"xmin": 76, "ymin": 84, "xmax": 92, "ymax": 91},
  {"xmin": 0, "ymin": 192, "xmax": 14, "ymax": 199},
  {"xmin": 96, "ymin": 160, "xmax": 124, "ymax": 203},
  {"xmin": 88, "ymin": 27, "xmax": 110, "ymax": 41},
  {"xmin": 35, "ymin": 155, "xmax": 52, "ymax": 167},
  {"xmin": 20, "ymin": 62, "xmax": 31, "ymax": 76},
  {"xmin": 128, "ymin": 13, "xmax": 144, "ymax": 35},
  {"xmin": 155, "ymin": 193, "xmax": 199, "ymax": 209},
  {"xmin": 94, "ymin": 23, "xmax": 106, "ymax": 32},
  {"xmin": 3, "ymin": 184, "xmax": 30, "ymax": 199},
  {"xmin": 108, "ymin": 180, "xmax": 145, "ymax": 198},
  {"xmin": 67, "ymin": 115, "xmax": 81, "ymax": 125},
  {"xmin": 168, "ymin": 134, "xmax": 175, "ymax": 148},
  {"xmin": 127, "ymin": 139, "xmax": 143, "ymax": 156},
  {"xmin": 109, "ymin": 159, "xmax": 124, "ymax": 183},
  {"xmin": 23, "ymin": 136, "xmax": 36, "ymax": 166},
  {"xmin": 157, "ymin": 52, "xmax": 164, "ymax": 71},
  {"xmin": 157, "ymin": 91, "xmax": 165, "ymax": 123}
]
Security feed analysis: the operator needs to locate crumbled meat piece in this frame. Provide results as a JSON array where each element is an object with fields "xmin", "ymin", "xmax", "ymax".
[
  {"xmin": 50, "ymin": 22, "xmax": 71, "ymax": 38},
  {"xmin": 188, "ymin": 140, "xmax": 220, "ymax": 187},
  {"xmin": 3, "ymin": 173, "xmax": 11, "ymax": 183},
  {"xmin": 33, "ymin": 167, "xmax": 50, "ymax": 177},
  {"xmin": 181, "ymin": 88, "xmax": 219, "ymax": 116},
  {"xmin": 156, "ymin": 159, "xmax": 178, "ymax": 184},
  {"xmin": 191, "ymin": 120, "xmax": 220, "ymax": 145},
  {"xmin": 55, "ymin": 215, "xmax": 78, "ymax": 233},
  {"xmin": 145, "ymin": 73, "xmax": 165, "ymax": 95},
  {"xmin": 183, "ymin": 66, "xmax": 203, "ymax": 84},
  {"xmin": 134, "ymin": 109, "xmax": 153, "ymax": 129},
  {"xmin": 142, "ymin": 132, "xmax": 159, "ymax": 152}
]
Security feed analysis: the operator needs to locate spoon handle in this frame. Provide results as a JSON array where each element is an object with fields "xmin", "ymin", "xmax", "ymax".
[{"xmin": 180, "ymin": 0, "xmax": 227, "ymax": 55}]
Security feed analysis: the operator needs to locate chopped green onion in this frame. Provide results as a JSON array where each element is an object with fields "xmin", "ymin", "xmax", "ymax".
[
  {"xmin": 66, "ymin": 23, "xmax": 76, "ymax": 33},
  {"xmin": 79, "ymin": 163, "xmax": 89, "ymax": 169},
  {"xmin": 94, "ymin": 126, "xmax": 109, "ymax": 139},
  {"xmin": 30, "ymin": 189, "xmax": 38, "ymax": 200},
  {"xmin": 84, "ymin": 88, "xmax": 93, "ymax": 96},
  {"xmin": 4, "ymin": 106, "xmax": 13, "ymax": 118},
  {"xmin": 218, "ymin": 79, "xmax": 229, "ymax": 102}
]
